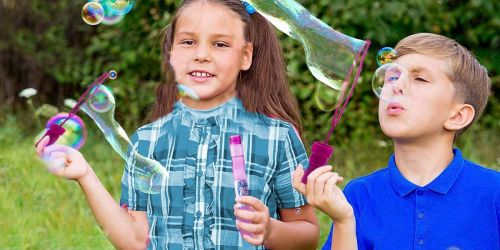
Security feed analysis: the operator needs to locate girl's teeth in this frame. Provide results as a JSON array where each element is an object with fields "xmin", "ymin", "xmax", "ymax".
[{"xmin": 191, "ymin": 72, "xmax": 212, "ymax": 77}]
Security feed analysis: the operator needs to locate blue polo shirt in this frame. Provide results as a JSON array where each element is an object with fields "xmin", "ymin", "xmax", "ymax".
[{"xmin": 323, "ymin": 149, "xmax": 500, "ymax": 250}]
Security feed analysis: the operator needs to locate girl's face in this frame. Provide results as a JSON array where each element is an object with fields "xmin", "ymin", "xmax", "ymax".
[{"xmin": 170, "ymin": 1, "xmax": 253, "ymax": 110}]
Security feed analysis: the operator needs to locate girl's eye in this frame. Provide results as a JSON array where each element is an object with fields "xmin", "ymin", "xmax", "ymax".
[
  {"xmin": 214, "ymin": 42, "xmax": 228, "ymax": 48},
  {"xmin": 181, "ymin": 40, "xmax": 195, "ymax": 45}
]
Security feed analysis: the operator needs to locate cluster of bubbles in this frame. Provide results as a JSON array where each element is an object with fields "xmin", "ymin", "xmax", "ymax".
[
  {"xmin": 372, "ymin": 47, "xmax": 411, "ymax": 102},
  {"xmin": 245, "ymin": 0, "xmax": 369, "ymax": 111},
  {"xmin": 82, "ymin": 0, "xmax": 135, "ymax": 26},
  {"xmin": 36, "ymin": 113, "xmax": 87, "ymax": 150}
]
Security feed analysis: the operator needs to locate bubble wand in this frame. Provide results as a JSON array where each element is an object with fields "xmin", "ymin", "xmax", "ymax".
[
  {"xmin": 243, "ymin": 0, "xmax": 371, "ymax": 183},
  {"xmin": 34, "ymin": 71, "xmax": 113, "ymax": 147}
]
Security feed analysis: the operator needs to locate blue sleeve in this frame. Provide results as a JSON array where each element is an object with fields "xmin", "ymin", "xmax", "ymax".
[
  {"xmin": 272, "ymin": 125, "xmax": 309, "ymax": 209},
  {"xmin": 119, "ymin": 131, "xmax": 149, "ymax": 211}
]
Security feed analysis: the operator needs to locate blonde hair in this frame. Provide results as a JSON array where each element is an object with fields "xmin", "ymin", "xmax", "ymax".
[{"xmin": 395, "ymin": 33, "xmax": 491, "ymax": 137}]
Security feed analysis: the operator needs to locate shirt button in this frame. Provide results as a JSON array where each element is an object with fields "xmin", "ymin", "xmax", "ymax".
[
  {"xmin": 196, "ymin": 211, "xmax": 202, "ymax": 218},
  {"xmin": 416, "ymin": 190, "xmax": 423, "ymax": 196},
  {"xmin": 418, "ymin": 212, "xmax": 424, "ymax": 219},
  {"xmin": 418, "ymin": 239, "xmax": 424, "ymax": 245},
  {"xmin": 196, "ymin": 170, "xmax": 203, "ymax": 177}
]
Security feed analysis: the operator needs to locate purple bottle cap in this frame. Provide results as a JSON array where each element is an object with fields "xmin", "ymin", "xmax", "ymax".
[
  {"xmin": 229, "ymin": 135, "xmax": 241, "ymax": 145},
  {"xmin": 301, "ymin": 141, "xmax": 334, "ymax": 184}
]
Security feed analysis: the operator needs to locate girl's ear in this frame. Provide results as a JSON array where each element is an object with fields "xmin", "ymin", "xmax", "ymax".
[
  {"xmin": 444, "ymin": 103, "xmax": 475, "ymax": 131},
  {"xmin": 241, "ymin": 43, "xmax": 253, "ymax": 71}
]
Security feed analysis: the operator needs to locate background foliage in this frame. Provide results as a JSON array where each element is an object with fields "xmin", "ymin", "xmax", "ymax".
[{"xmin": 1, "ymin": 0, "xmax": 498, "ymax": 249}]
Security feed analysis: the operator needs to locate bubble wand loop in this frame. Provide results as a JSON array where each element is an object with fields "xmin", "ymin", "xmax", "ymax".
[
  {"xmin": 302, "ymin": 41, "xmax": 371, "ymax": 184},
  {"xmin": 34, "ymin": 72, "xmax": 110, "ymax": 148}
]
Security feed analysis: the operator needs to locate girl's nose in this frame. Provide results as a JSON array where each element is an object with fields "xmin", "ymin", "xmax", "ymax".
[{"xmin": 193, "ymin": 44, "xmax": 211, "ymax": 63}]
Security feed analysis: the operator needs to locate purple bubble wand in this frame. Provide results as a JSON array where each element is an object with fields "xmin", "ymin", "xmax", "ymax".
[
  {"xmin": 34, "ymin": 72, "xmax": 111, "ymax": 148},
  {"xmin": 302, "ymin": 41, "xmax": 371, "ymax": 184}
]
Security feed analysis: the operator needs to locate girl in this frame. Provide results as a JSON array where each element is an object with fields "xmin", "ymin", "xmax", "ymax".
[{"xmin": 37, "ymin": 0, "xmax": 319, "ymax": 249}]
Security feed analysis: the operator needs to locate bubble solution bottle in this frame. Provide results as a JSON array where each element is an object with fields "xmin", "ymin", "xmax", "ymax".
[{"xmin": 229, "ymin": 135, "xmax": 252, "ymax": 237}]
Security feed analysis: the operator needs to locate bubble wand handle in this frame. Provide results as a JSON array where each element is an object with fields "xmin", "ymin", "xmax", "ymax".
[{"xmin": 229, "ymin": 135, "xmax": 253, "ymax": 237}]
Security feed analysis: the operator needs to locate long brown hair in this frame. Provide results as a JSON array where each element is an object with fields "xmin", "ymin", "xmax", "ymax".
[{"xmin": 147, "ymin": 0, "xmax": 304, "ymax": 135}]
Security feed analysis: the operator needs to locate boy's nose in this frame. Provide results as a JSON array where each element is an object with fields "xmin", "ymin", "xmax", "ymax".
[{"xmin": 391, "ymin": 79, "xmax": 406, "ymax": 96}]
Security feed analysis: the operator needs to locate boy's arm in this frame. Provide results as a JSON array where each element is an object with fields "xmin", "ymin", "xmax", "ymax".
[
  {"xmin": 331, "ymin": 217, "xmax": 357, "ymax": 250},
  {"xmin": 78, "ymin": 169, "xmax": 149, "ymax": 250},
  {"xmin": 292, "ymin": 165, "xmax": 358, "ymax": 250}
]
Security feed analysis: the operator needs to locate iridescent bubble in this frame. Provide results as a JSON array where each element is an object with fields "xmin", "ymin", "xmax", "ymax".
[
  {"xmin": 36, "ymin": 113, "xmax": 87, "ymax": 150},
  {"xmin": 102, "ymin": 13, "xmax": 125, "ymax": 25},
  {"xmin": 80, "ymin": 85, "xmax": 167, "ymax": 194},
  {"xmin": 245, "ymin": 0, "xmax": 370, "ymax": 111},
  {"xmin": 177, "ymin": 84, "xmax": 200, "ymax": 100},
  {"xmin": 87, "ymin": 85, "xmax": 113, "ymax": 113},
  {"xmin": 109, "ymin": 70, "xmax": 118, "ymax": 80},
  {"xmin": 372, "ymin": 63, "xmax": 411, "ymax": 102},
  {"xmin": 102, "ymin": 0, "xmax": 135, "ymax": 16},
  {"xmin": 376, "ymin": 47, "xmax": 398, "ymax": 66},
  {"xmin": 82, "ymin": 2, "xmax": 104, "ymax": 25}
]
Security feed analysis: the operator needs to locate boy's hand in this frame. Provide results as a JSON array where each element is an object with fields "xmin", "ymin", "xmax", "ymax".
[
  {"xmin": 292, "ymin": 164, "xmax": 354, "ymax": 224},
  {"xmin": 233, "ymin": 196, "xmax": 272, "ymax": 246},
  {"xmin": 36, "ymin": 136, "xmax": 91, "ymax": 181}
]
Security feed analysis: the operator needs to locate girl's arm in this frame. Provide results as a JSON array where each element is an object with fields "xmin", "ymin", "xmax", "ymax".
[
  {"xmin": 36, "ymin": 137, "xmax": 149, "ymax": 250},
  {"xmin": 234, "ymin": 197, "xmax": 319, "ymax": 249},
  {"xmin": 78, "ymin": 168, "xmax": 149, "ymax": 250},
  {"xmin": 293, "ymin": 165, "xmax": 357, "ymax": 250}
]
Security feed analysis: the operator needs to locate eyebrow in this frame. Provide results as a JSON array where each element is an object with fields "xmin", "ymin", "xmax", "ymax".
[{"xmin": 176, "ymin": 31, "xmax": 234, "ymax": 39}]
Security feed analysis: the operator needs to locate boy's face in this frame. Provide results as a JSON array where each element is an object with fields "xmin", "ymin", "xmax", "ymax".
[{"xmin": 378, "ymin": 53, "xmax": 460, "ymax": 143}]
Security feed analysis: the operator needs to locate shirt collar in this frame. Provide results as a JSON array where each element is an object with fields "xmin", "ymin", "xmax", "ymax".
[{"xmin": 389, "ymin": 148, "xmax": 465, "ymax": 196}]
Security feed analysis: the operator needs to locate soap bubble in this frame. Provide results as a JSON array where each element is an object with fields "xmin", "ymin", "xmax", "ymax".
[
  {"xmin": 108, "ymin": 70, "xmax": 118, "ymax": 80},
  {"xmin": 88, "ymin": 85, "xmax": 114, "ymax": 113},
  {"xmin": 80, "ymin": 85, "xmax": 167, "ymax": 194},
  {"xmin": 376, "ymin": 47, "xmax": 398, "ymax": 66},
  {"xmin": 177, "ymin": 84, "xmax": 199, "ymax": 100},
  {"xmin": 82, "ymin": 2, "xmax": 105, "ymax": 25},
  {"xmin": 372, "ymin": 63, "xmax": 411, "ymax": 102},
  {"xmin": 102, "ymin": 0, "xmax": 135, "ymax": 16},
  {"xmin": 36, "ymin": 113, "xmax": 87, "ymax": 150},
  {"xmin": 245, "ymin": 0, "xmax": 370, "ymax": 111}
]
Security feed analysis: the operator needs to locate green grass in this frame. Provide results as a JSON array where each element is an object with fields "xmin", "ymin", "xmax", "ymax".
[{"xmin": 1, "ymin": 114, "xmax": 498, "ymax": 249}]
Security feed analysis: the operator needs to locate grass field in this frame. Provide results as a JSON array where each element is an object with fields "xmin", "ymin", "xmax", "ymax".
[{"xmin": 1, "ymin": 114, "xmax": 498, "ymax": 249}]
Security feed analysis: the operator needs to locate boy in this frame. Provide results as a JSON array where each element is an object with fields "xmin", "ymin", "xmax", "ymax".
[{"xmin": 293, "ymin": 33, "xmax": 499, "ymax": 249}]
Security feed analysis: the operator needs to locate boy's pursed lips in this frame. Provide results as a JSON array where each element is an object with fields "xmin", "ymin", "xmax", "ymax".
[{"xmin": 386, "ymin": 102, "xmax": 405, "ymax": 115}]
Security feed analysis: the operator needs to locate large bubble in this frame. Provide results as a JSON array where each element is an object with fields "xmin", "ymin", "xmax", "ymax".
[
  {"xmin": 372, "ymin": 63, "xmax": 411, "ymax": 102},
  {"xmin": 245, "ymin": 0, "xmax": 370, "ymax": 111},
  {"xmin": 80, "ymin": 84, "xmax": 167, "ymax": 194},
  {"xmin": 36, "ymin": 113, "xmax": 87, "ymax": 150}
]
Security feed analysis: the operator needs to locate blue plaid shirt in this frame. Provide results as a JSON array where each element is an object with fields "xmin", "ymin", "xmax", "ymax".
[{"xmin": 120, "ymin": 97, "xmax": 308, "ymax": 250}]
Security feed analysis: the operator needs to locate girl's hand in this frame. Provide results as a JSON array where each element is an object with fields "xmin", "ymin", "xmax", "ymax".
[
  {"xmin": 233, "ymin": 196, "xmax": 272, "ymax": 246},
  {"xmin": 35, "ymin": 136, "xmax": 91, "ymax": 181},
  {"xmin": 292, "ymin": 165, "xmax": 354, "ymax": 224}
]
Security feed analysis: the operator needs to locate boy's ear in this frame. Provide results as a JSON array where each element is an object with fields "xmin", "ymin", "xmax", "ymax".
[
  {"xmin": 444, "ymin": 103, "xmax": 475, "ymax": 131},
  {"xmin": 241, "ymin": 43, "xmax": 253, "ymax": 71}
]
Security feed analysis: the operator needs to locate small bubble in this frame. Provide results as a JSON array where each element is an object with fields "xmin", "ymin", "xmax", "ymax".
[{"xmin": 109, "ymin": 70, "xmax": 118, "ymax": 80}]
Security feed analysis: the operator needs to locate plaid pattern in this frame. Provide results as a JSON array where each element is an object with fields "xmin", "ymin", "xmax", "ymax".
[{"xmin": 120, "ymin": 97, "xmax": 308, "ymax": 250}]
